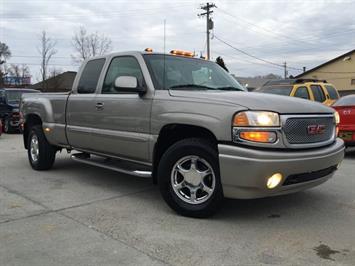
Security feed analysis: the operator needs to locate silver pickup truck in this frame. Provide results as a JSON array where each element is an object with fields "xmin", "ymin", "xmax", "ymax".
[{"xmin": 21, "ymin": 50, "xmax": 344, "ymax": 217}]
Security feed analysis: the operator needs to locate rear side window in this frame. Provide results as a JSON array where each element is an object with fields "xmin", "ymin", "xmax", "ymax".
[
  {"xmin": 77, "ymin": 59, "xmax": 105, "ymax": 94},
  {"xmin": 294, "ymin": 86, "xmax": 309, "ymax": 99},
  {"xmin": 257, "ymin": 85, "xmax": 293, "ymax": 96},
  {"xmin": 310, "ymin": 85, "xmax": 325, "ymax": 102},
  {"xmin": 325, "ymin": 85, "xmax": 339, "ymax": 100}
]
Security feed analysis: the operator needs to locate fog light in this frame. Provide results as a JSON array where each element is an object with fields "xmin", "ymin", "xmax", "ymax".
[
  {"xmin": 267, "ymin": 173, "xmax": 283, "ymax": 189},
  {"xmin": 44, "ymin": 127, "xmax": 51, "ymax": 133},
  {"xmin": 336, "ymin": 162, "xmax": 342, "ymax": 169}
]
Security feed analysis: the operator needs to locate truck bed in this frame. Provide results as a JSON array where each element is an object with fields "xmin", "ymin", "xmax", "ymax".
[{"xmin": 21, "ymin": 92, "xmax": 70, "ymax": 147}]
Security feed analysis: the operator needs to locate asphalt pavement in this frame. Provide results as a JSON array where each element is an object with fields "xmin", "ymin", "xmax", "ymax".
[{"xmin": 0, "ymin": 133, "xmax": 355, "ymax": 266}]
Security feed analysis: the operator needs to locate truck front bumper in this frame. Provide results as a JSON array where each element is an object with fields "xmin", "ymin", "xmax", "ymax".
[{"xmin": 218, "ymin": 138, "xmax": 344, "ymax": 199}]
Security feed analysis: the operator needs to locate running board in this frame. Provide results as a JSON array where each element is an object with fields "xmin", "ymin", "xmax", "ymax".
[{"xmin": 71, "ymin": 153, "xmax": 152, "ymax": 178}]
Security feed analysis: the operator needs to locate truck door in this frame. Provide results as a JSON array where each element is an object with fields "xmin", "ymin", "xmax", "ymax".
[
  {"xmin": 66, "ymin": 58, "xmax": 106, "ymax": 150},
  {"xmin": 90, "ymin": 56, "xmax": 152, "ymax": 163}
]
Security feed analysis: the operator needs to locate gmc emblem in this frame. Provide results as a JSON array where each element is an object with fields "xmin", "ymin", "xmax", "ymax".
[{"xmin": 307, "ymin": 125, "xmax": 326, "ymax": 135}]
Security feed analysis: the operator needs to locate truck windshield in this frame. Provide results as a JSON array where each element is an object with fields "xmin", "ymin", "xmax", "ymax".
[{"xmin": 143, "ymin": 54, "xmax": 245, "ymax": 91}]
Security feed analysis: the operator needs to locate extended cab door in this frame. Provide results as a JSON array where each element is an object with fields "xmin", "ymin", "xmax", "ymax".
[
  {"xmin": 89, "ymin": 55, "xmax": 152, "ymax": 163},
  {"xmin": 66, "ymin": 58, "xmax": 106, "ymax": 150}
]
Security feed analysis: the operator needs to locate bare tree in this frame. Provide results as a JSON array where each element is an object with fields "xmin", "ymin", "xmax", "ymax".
[
  {"xmin": 71, "ymin": 26, "xmax": 112, "ymax": 62},
  {"xmin": 7, "ymin": 64, "xmax": 31, "ymax": 87},
  {"xmin": 37, "ymin": 31, "xmax": 57, "ymax": 90},
  {"xmin": 8, "ymin": 64, "xmax": 30, "ymax": 78},
  {"xmin": 0, "ymin": 42, "xmax": 11, "ymax": 87}
]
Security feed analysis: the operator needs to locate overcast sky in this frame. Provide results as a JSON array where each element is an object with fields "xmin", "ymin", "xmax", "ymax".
[{"xmin": 1, "ymin": 0, "xmax": 355, "ymax": 81}]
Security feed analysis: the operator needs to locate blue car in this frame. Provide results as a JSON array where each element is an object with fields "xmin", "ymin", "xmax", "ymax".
[{"xmin": 0, "ymin": 88, "xmax": 40, "ymax": 133}]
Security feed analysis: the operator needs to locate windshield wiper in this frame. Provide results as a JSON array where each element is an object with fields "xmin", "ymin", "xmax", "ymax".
[
  {"xmin": 169, "ymin": 84, "xmax": 214, "ymax": 90},
  {"xmin": 216, "ymin": 86, "xmax": 245, "ymax": 91}
]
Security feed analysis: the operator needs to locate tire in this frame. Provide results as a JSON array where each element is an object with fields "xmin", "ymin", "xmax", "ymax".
[
  {"xmin": 4, "ymin": 118, "xmax": 12, "ymax": 134},
  {"xmin": 27, "ymin": 125, "xmax": 57, "ymax": 170},
  {"xmin": 158, "ymin": 138, "xmax": 223, "ymax": 218}
]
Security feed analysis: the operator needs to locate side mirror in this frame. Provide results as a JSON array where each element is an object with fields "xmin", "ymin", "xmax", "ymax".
[
  {"xmin": 0, "ymin": 96, "xmax": 5, "ymax": 104},
  {"xmin": 114, "ymin": 76, "xmax": 146, "ymax": 94}
]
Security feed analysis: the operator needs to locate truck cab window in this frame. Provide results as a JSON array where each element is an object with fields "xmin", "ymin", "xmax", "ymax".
[
  {"xmin": 102, "ymin": 57, "xmax": 144, "ymax": 94},
  {"xmin": 310, "ymin": 85, "xmax": 326, "ymax": 102},
  {"xmin": 77, "ymin": 59, "xmax": 105, "ymax": 94},
  {"xmin": 294, "ymin": 86, "xmax": 309, "ymax": 99},
  {"xmin": 325, "ymin": 85, "xmax": 339, "ymax": 100}
]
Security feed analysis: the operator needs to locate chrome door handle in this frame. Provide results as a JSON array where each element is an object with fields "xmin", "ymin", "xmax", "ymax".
[{"xmin": 95, "ymin": 102, "xmax": 104, "ymax": 110}]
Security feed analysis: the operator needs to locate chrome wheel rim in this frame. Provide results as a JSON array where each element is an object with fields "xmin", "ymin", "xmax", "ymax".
[
  {"xmin": 30, "ymin": 134, "xmax": 39, "ymax": 162},
  {"xmin": 171, "ymin": 155, "xmax": 216, "ymax": 205}
]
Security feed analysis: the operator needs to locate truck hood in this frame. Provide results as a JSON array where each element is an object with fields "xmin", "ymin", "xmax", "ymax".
[{"xmin": 168, "ymin": 90, "xmax": 334, "ymax": 114}]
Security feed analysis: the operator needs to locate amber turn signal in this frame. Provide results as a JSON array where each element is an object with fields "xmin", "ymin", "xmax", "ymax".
[
  {"xmin": 239, "ymin": 131, "xmax": 277, "ymax": 143},
  {"xmin": 233, "ymin": 112, "xmax": 249, "ymax": 126}
]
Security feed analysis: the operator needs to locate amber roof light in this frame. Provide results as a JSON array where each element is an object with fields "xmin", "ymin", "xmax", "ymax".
[{"xmin": 170, "ymin": 50, "xmax": 194, "ymax": 57}]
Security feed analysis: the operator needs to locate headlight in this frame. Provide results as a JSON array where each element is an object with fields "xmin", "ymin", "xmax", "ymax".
[{"xmin": 233, "ymin": 111, "xmax": 280, "ymax": 127}]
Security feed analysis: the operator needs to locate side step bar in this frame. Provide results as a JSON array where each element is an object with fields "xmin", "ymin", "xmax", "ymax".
[{"xmin": 71, "ymin": 153, "xmax": 152, "ymax": 178}]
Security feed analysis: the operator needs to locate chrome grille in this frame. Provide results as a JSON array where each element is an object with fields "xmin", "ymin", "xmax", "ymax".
[{"xmin": 283, "ymin": 116, "xmax": 334, "ymax": 144}]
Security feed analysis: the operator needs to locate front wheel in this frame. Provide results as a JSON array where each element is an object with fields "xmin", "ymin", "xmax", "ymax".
[
  {"xmin": 27, "ymin": 125, "xmax": 57, "ymax": 170},
  {"xmin": 158, "ymin": 138, "xmax": 223, "ymax": 218}
]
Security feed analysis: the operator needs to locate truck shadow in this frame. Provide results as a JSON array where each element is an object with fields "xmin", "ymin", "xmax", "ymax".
[
  {"xmin": 215, "ymin": 191, "xmax": 324, "ymax": 220},
  {"xmin": 52, "ymin": 155, "xmax": 339, "ymax": 222}
]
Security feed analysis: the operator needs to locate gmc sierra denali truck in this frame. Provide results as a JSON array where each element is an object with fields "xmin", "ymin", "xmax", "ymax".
[{"xmin": 20, "ymin": 50, "xmax": 345, "ymax": 217}]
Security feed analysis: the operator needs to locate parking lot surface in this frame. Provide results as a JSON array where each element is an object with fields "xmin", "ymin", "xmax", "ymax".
[{"xmin": 0, "ymin": 134, "xmax": 355, "ymax": 265}]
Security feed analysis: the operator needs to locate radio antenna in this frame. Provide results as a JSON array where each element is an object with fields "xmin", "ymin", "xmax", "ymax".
[{"xmin": 163, "ymin": 19, "xmax": 166, "ymax": 90}]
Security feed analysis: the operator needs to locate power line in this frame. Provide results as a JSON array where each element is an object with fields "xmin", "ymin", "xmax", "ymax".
[
  {"xmin": 216, "ymin": 8, "xmax": 311, "ymax": 45},
  {"xmin": 6, "ymin": 62, "xmax": 79, "ymax": 67},
  {"xmin": 212, "ymin": 49, "xmax": 285, "ymax": 70},
  {"xmin": 214, "ymin": 35, "xmax": 297, "ymax": 70},
  {"xmin": 215, "ymin": 8, "xmax": 355, "ymax": 53},
  {"xmin": 1, "ymin": 4, "xmax": 195, "ymax": 20},
  {"xmin": 11, "ymin": 55, "xmax": 71, "ymax": 59}
]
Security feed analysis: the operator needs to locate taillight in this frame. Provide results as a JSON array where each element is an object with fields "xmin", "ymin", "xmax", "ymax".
[{"xmin": 19, "ymin": 112, "xmax": 24, "ymax": 131}]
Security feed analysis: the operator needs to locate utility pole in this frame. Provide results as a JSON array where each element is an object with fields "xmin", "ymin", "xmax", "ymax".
[
  {"xmin": 283, "ymin": 62, "xmax": 288, "ymax": 79},
  {"xmin": 198, "ymin": 2, "xmax": 216, "ymax": 60}
]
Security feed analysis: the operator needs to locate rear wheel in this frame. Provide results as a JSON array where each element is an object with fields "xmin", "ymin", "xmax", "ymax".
[
  {"xmin": 158, "ymin": 138, "xmax": 223, "ymax": 218},
  {"xmin": 4, "ymin": 118, "xmax": 12, "ymax": 133},
  {"xmin": 27, "ymin": 125, "xmax": 57, "ymax": 170}
]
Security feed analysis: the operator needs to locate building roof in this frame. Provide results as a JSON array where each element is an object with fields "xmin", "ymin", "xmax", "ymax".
[
  {"xmin": 31, "ymin": 71, "xmax": 77, "ymax": 92},
  {"xmin": 295, "ymin": 49, "xmax": 355, "ymax": 78}
]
